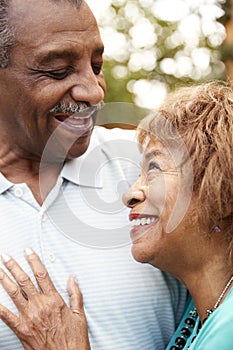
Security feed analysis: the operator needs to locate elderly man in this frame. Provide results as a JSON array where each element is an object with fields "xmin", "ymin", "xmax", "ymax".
[{"xmin": 0, "ymin": 0, "xmax": 186, "ymax": 349}]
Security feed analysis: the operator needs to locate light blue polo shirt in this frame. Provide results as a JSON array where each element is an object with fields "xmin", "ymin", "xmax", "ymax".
[{"xmin": 0, "ymin": 126, "xmax": 187, "ymax": 349}]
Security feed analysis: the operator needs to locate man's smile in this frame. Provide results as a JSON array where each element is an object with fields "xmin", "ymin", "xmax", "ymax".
[{"xmin": 50, "ymin": 102, "xmax": 102, "ymax": 133}]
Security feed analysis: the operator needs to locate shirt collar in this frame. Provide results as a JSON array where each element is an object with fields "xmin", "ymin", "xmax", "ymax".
[
  {"xmin": 61, "ymin": 148, "xmax": 104, "ymax": 188},
  {"xmin": 0, "ymin": 127, "xmax": 114, "ymax": 192},
  {"xmin": 61, "ymin": 128, "xmax": 106, "ymax": 188},
  {"xmin": 0, "ymin": 150, "xmax": 104, "ymax": 193},
  {"xmin": 0, "ymin": 173, "xmax": 14, "ymax": 194}
]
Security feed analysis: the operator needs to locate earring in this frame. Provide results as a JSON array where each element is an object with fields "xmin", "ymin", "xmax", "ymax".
[{"xmin": 214, "ymin": 225, "xmax": 221, "ymax": 232}]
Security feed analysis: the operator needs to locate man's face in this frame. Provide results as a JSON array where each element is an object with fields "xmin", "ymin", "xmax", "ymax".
[{"xmin": 0, "ymin": 0, "xmax": 106, "ymax": 161}]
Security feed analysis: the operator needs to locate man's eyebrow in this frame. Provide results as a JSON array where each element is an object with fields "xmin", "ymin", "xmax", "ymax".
[
  {"xmin": 93, "ymin": 46, "xmax": 104, "ymax": 55},
  {"xmin": 38, "ymin": 46, "xmax": 104, "ymax": 65},
  {"xmin": 38, "ymin": 50, "xmax": 76, "ymax": 65}
]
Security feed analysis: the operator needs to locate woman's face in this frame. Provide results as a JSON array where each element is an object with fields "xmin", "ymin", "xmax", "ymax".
[{"xmin": 123, "ymin": 139, "xmax": 194, "ymax": 273}]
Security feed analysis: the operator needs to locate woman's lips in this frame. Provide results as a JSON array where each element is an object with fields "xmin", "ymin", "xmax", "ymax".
[{"xmin": 129, "ymin": 213, "xmax": 159, "ymax": 241}]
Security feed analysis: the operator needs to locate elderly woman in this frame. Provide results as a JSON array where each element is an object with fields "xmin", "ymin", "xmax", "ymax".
[
  {"xmin": 123, "ymin": 81, "xmax": 233, "ymax": 349},
  {"xmin": 0, "ymin": 81, "xmax": 233, "ymax": 350}
]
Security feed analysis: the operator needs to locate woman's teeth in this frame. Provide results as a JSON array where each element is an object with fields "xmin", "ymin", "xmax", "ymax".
[{"xmin": 131, "ymin": 217, "xmax": 157, "ymax": 227}]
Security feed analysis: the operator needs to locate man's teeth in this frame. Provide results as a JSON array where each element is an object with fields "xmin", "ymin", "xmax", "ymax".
[
  {"xmin": 131, "ymin": 217, "xmax": 156, "ymax": 227},
  {"xmin": 72, "ymin": 102, "xmax": 88, "ymax": 111},
  {"xmin": 69, "ymin": 114, "xmax": 89, "ymax": 120}
]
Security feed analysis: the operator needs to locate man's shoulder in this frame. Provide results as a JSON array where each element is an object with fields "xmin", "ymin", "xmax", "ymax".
[
  {"xmin": 63, "ymin": 126, "xmax": 140, "ymax": 187},
  {"xmin": 92, "ymin": 126, "xmax": 137, "ymax": 143},
  {"xmin": 91, "ymin": 126, "xmax": 139, "ymax": 159}
]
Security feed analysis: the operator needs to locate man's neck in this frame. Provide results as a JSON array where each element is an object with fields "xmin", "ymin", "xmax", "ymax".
[{"xmin": 0, "ymin": 158, "xmax": 63, "ymax": 205}]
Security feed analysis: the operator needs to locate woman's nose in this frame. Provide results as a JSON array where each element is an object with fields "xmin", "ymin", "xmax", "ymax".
[{"xmin": 122, "ymin": 186, "xmax": 146, "ymax": 208}]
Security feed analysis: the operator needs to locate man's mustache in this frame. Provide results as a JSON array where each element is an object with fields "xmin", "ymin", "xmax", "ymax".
[{"xmin": 49, "ymin": 101, "xmax": 103, "ymax": 116}]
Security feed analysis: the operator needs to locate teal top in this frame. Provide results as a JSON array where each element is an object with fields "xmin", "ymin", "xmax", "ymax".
[{"xmin": 166, "ymin": 287, "xmax": 233, "ymax": 350}]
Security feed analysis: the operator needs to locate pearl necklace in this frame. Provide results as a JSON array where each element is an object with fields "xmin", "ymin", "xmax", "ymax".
[{"xmin": 206, "ymin": 275, "xmax": 233, "ymax": 318}]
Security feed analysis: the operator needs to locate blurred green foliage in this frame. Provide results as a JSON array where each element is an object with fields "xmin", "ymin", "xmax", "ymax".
[{"xmin": 96, "ymin": 0, "xmax": 229, "ymax": 108}]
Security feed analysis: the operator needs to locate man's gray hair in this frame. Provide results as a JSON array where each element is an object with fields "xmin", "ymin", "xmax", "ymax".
[
  {"xmin": 0, "ymin": 0, "xmax": 83, "ymax": 68},
  {"xmin": 0, "ymin": 0, "xmax": 14, "ymax": 68}
]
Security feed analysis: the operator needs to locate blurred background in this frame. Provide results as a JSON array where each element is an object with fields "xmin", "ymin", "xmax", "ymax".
[{"xmin": 86, "ymin": 0, "xmax": 233, "ymax": 124}]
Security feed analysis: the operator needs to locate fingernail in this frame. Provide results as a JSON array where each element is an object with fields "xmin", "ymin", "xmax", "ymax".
[
  {"xmin": 71, "ymin": 274, "xmax": 77, "ymax": 283},
  {"xmin": 24, "ymin": 247, "xmax": 34, "ymax": 256},
  {"xmin": 68, "ymin": 275, "xmax": 78, "ymax": 291},
  {"xmin": 0, "ymin": 268, "xmax": 4, "ymax": 279},
  {"xmin": 1, "ymin": 253, "xmax": 11, "ymax": 263}
]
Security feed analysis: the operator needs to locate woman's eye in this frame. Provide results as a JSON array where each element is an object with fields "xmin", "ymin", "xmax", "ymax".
[{"xmin": 148, "ymin": 161, "xmax": 162, "ymax": 172}]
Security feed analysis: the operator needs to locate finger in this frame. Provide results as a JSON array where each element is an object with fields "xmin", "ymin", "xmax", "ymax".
[
  {"xmin": 0, "ymin": 267, "xmax": 27, "ymax": 311},
  {"xmin": 67, "ymin": 275, "xmax": 84, "ymax": 313},
  {"xmin": 1, "ymin": 253, "xmax": 37, "ymax": 298},
  {"xmin": 0, "ymin": 303, "xmax": 19, "ymax": 332},
  {"xmin": 24, "ymin": 248, "xmax": 58, "ymax": 295},
  {"xmin": 21, "ymin": 342, "xmax": 34, "ymax": 350},
  {"xmin": 0, "ymin": 306, "xmax": 34, "ymax": 350}
]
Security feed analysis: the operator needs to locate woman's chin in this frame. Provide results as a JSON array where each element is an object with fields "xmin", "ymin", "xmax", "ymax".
[{"xmin": 131, "ymin": 243, "xmax": 152, "ymax": 264}]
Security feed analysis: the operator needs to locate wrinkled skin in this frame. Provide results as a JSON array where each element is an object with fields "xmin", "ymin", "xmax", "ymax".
[
  {"xmin": 0, "ymin": 0, "xmax": 106, "ymax": 162},
  {"xmin": 0, "ymin": 250, "xmax": 90, "ymax": 350},
  {"xmin": 0, "ymin": 0, "xmax": 106, "ymax": 205}
]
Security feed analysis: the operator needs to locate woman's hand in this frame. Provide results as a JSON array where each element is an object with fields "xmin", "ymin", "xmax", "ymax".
[{"xmin": 0, "ymin": 248, "xmax": 90, "ymax": 350}]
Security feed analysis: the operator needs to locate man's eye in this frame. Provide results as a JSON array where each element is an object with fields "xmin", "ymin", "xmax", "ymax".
[
  {"xmin": 148, "ymin": 161, "xmax": 162, "ymax": 172},
  {"xmin": 92, "ymin": 64, "xmax": 102, "ymax": 75},
  {"xmin": 45, "ymin": 69, "xmax": 71, "ymax": 80}
]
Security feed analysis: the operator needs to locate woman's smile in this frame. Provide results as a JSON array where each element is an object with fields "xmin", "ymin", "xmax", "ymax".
[{"xmin": 129, "ymin": 213, "xmax": 159, "ymax": 241}]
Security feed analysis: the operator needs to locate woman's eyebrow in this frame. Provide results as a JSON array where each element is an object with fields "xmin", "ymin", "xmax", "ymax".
[{"xmin": 144, "ymin": 149, "xmax": 163, "ymax": 161}]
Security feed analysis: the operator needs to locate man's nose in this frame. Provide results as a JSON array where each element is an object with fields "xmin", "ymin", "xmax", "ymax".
[{"xmin": 70, "ymin": 67, "xmax": 106, "ymax": 105}]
